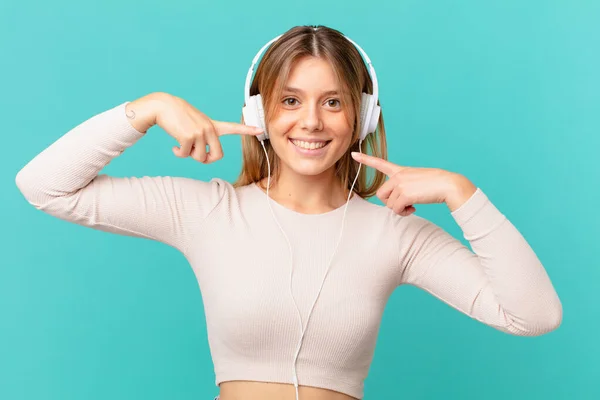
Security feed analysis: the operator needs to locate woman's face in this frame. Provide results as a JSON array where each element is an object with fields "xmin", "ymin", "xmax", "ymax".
[{"xmin": 267, "ymin": 56, "xmax": 354, "ymax": 178}]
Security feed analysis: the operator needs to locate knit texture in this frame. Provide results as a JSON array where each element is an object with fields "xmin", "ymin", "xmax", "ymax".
[{"xmin": 16, "ymin": 102, "xmax": 562, "ymax": 399}]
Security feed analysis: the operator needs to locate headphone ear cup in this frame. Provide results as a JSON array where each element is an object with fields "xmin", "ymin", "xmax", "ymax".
[
  {"xmin": 360, "ymin": 93, "xmax": 381, "ymax": 141},
  {"xmin": 359, "ymin": 93, "xmax": 371, "ymax": 141},
  {"xmin": 255, "ymin": 94, "xmax": 268, "ymax": 140},
  {"xmin": 242, "ymin": 94, "xmax": 269, "ymax": 141},
  {"xmin": 358, "ymin": 93, "xmax": 381, "ymax": 141},
  {"xmin": 368, "ymin": 104, "xmax": 381, "ymax": 135}
]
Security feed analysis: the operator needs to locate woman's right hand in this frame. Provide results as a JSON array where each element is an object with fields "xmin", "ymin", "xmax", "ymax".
[{"xmin": 126, "ymin": 92, "xmax": 264, "ymax": 164}]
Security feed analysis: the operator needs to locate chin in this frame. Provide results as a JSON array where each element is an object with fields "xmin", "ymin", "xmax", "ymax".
[
  {"xmin": 287, "ymin": 153, "xmax": 340, "ymax": 177},
  {"xmin": 288, "ymin": 164, "xmax": 332, "ymax": 177}
]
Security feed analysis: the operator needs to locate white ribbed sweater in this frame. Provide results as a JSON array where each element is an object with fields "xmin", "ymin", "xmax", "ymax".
[{"xmin": 15, "ymin": 102, "xmax": 562, "ymax": 399}]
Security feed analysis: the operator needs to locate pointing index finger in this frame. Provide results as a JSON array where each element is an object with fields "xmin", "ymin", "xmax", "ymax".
[
  {"xmin": 351, "ymin": 152, "xmax": 400, "ymax": 176},
  {"xmin": 213, "ymin": 120, "xmax": 264, "ymax": 136}
]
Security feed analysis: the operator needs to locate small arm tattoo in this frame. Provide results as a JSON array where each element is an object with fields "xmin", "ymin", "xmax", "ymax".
[{"xmin": 126, "ymin": 108, "xmax": 136, "ymax": 120}]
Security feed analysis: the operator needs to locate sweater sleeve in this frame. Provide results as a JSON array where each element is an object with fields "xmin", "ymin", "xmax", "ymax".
[
  {"xmin": 396, "ymin": 188, "xmax": 562, "ymax": 336},
  {"xmin": 15, "ymin": 102, "xmax": 225, "ymax": 253}
]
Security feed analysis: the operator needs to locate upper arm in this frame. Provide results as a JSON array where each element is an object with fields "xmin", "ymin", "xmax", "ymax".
[
  {"xmin": 396, "ymin": 215, "xmax": 513, "ymax": 331},
  {"xmin": 21, "ymin": 174, "xmax": 226, "ymax": 253}
]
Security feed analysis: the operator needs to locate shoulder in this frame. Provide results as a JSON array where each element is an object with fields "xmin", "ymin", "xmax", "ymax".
[
  {"xmin": 348, "ymin": 195, "xmax": 407, "ymax": 234},
  {"xmin": 181, "ymin": 177, "xmax": 258, "ymax": 208},
  {"xmin": 151, "ymin": 176, "xmax": 245, "ymax": 215},
  {"xmin": 350, "ymin": 196, "xmax": 439, "ymax": 237},
  {"xmin": 165, "ymin": 176, "xmax": 229, "ymax": 197},
  {"xmin": 350, "ymin": 195, "xmax": 402, "ymax": 222}
]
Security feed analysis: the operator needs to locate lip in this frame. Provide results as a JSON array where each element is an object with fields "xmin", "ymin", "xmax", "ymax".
[
  {"xmin": 289, "ymin": 137, "xmax": 332, "ymax": 143},
  {"xmin": 288, "ymin": 138, "xmax": 331, "ymax": 156}
]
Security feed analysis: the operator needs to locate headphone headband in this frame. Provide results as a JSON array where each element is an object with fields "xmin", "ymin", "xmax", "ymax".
[{"xmin": 244, "ymin": 34, "xmax": 282, "ymax": 104}]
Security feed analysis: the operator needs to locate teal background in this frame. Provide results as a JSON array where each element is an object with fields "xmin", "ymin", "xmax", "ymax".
[{"xmin": 1, "ymin": 0, "xmax": 598, "ymax": 399}]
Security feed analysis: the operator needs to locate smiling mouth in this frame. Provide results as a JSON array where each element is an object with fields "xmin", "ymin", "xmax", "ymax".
[{"xmin": 289, "ymin": 139, "xmax": 332, "ymax": 150}]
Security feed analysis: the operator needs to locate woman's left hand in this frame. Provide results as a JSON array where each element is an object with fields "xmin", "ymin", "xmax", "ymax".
[{"xmin": 351, "ymin": 152, "xmax": 477, "ymax": 216}]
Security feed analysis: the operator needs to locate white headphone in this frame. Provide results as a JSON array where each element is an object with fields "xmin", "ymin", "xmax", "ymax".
[
  {"xmin": 240, "ymin": 29, "xmax": 379, "ymax": 400},
  {"xmin": 242, "ymin": 32, "xmax": 381, "ymax": 143}
]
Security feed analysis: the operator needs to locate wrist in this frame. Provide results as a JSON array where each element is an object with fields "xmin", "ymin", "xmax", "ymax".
[
  {"xmin": 444, "ymin": 173, "xmax": 478, "ymax": 213},
  {"xmin": 125, "ymin": 92, "xmax": 167, "ymax": 133}
]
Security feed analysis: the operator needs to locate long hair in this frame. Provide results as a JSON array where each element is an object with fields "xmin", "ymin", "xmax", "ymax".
[{"xmin": 232, "ymin": 25, "xmax": 388, "ymax": 199}]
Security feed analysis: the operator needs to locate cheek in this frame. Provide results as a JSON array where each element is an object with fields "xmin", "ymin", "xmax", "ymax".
[
  {"xmin": 268, "ymin": 114, "xmax": 296, "ymax": 136},
  {"xmin": 331, "ymin": 116, "xmax": 354, "ymax": 142}
]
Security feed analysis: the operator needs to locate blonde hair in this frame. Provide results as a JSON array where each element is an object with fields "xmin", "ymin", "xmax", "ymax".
[{"xmin": 232, "ymin": 25, "xmax": 388, "ymax": 199}]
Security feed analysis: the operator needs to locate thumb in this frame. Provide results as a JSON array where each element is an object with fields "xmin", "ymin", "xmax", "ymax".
[
  {"xmin": 213, "ymin": 120, "xmax": 264, "ymax": 136},
  {"xmin": 172, "ymin": 146, "xmax": 185, "ymax": 158}
]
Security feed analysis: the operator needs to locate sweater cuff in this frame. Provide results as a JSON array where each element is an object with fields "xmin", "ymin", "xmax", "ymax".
[{"xmin": 450, "ymin": 188, "xmax": 507, "ymax": 240}]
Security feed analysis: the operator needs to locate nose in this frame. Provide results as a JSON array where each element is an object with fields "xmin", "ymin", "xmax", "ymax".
[{"xmin": 300, "ymin": 102, "xmax": 323, "ymax": 132}]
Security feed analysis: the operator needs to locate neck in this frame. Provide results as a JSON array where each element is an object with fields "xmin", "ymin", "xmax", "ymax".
[{"xmin": 259, "ymin": 167, "xmax": 351, "ymax": 214}]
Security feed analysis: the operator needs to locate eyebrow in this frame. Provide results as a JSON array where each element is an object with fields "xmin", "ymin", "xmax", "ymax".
[{"xmin": 283, "ymin": 86, "xmax": 340, "ymax": 96}]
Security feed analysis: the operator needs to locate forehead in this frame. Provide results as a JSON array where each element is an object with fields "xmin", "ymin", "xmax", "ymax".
[{"xmin": 284, "ymin": 56, "xmax": 340, "ymax": 90}]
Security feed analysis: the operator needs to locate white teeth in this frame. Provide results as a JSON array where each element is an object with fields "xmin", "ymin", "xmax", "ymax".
[{"xmin": 291, "ymin": 139, "xmax": 328, "ymax": 150}]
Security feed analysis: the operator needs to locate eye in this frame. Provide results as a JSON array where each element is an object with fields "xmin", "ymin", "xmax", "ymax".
[
  {"xmin": 326, "ymin": 99, "xmax": 341, "ymax": 108},
  {"xmin": 283, "ymin": 97, "xmax": 298, "ymax": 106}
]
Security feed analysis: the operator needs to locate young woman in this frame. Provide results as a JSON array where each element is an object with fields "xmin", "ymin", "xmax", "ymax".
[{"xmin": 16, "ymin": 25, "xmax": 562, "ymax": 400}]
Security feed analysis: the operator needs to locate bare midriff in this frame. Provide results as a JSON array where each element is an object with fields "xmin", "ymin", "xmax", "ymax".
[{"xmin": 218, "ymin": 381, "xmax": 358, "ymax": 400}]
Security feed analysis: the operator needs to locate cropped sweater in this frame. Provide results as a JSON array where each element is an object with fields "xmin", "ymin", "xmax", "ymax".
[{"xmin": 15, "ymin": 102, "xmax": 562, "ymax": 399}]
